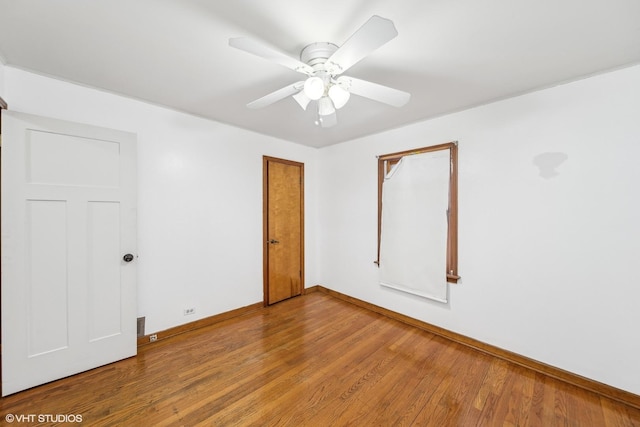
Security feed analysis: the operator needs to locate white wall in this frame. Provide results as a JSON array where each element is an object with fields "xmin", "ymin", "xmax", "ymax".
[
  {"xmin": 3, "ymin": 67, "xmax": 319, "ymax": 334},
  {"xmin": 317, "ymin": 65, "xmax": 640, "ymax": 395},
  {"xmin": 0, "ymin": 60, "xmax": 5, "ymax": 99}
]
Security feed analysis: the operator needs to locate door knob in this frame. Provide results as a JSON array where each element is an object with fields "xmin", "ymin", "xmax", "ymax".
[
  {"xmin": 123, "ymin": 254, "xmax": 134, "ymax": 262},
  {"xmin": 268, "ymin": 239, "xmax": 280, "ymax": 244}
]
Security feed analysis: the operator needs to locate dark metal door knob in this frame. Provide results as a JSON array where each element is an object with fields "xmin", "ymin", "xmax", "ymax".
[{"xmin": 123, "ymin": 254, "xmax": 134, "ymax": 262}]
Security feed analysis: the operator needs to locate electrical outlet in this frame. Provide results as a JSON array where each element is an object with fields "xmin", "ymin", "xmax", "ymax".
[
  {"xmin": 149, "ymin": 334, "xmax": 158, "ymax": 342},
  {"xmin": 184, "ymin": 307, "xmax": 196, "ymax": 316}
]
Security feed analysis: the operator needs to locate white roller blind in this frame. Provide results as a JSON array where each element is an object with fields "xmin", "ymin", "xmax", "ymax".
[{"xmin": 379, "ymin": 150, "xmax": 450, "ymax": 302}]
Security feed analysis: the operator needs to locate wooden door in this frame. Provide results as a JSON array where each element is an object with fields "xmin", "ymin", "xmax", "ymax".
[
  {"xmin": 263, "ymin": 157, "xmax": 304, "ymax": 305},
  {"xmin": 1, "ymin": 111, "xmax": 137, "ymax": 396}
]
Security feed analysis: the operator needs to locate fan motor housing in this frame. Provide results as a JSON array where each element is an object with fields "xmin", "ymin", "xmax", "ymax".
[{"xmin": 300, "ymin": 42, "xmax": 339, "ymax": 67}]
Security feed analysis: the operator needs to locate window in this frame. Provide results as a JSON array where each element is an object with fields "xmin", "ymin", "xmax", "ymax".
[{"xmin": 376, "ymin": 142, "xmax": 459, "ymax": 285}]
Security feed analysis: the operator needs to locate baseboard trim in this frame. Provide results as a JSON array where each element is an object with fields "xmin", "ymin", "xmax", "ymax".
[
  {"xmin": 314, "ymin": 285, "xmax": 640, "ymax": 410},
  {"xmin": 303, "ymin": 285, "xmax": 320, "ymax": 294},
  {"xmin": 138, "ymin": 288, "xmax": 324, "ymax": 347},
  {"xmin": 137, "ymin": 302, "xmax": 264, "ymax": 347}
]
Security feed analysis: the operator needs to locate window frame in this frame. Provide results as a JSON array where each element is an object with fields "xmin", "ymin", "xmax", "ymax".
[{"xmin": 376, "ymin": 141, "xmax": 460, "ymax": 284}]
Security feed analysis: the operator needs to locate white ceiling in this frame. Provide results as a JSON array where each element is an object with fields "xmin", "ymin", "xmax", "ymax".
[{"xmin": 0, "ymin": 0, "xmax": 639, "ymax": 148}]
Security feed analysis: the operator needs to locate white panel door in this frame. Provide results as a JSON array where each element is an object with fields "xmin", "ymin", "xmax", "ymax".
[{"xmin": 1, "ymin": 110, "xmax": 137, "ymax": 396}]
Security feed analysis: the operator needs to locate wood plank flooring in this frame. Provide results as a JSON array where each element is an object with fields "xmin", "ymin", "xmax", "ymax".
[{"xmin": 2, "ymin": 292, "xmax": 640, "ymax": 426}]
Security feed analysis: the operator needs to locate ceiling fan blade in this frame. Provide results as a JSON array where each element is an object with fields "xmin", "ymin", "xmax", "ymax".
[
  {"xmin": 229, "ymin": 37, "xmax": 314, "ymax": 75},
  {"xmin": 247, "ymin": 81, "xmax": 304, "ymax": 109},
  {"xmin": 325, "ymin": 15, "xmax": 398, "ymax": 75},
  {"xmin": 292, "ymin": 90, "xmax": 311, "ymax": 110},
  {"xmin": 339, "ymin": 76, "xmax": 410, "ymax": 107}
]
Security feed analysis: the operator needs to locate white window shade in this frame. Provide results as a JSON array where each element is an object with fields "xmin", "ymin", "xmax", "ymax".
[{"xmin": 379, "ymin": 150, "xmax": 450, "ymax": 303}]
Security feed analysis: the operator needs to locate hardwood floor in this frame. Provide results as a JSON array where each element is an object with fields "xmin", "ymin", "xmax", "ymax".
[{"xmin": 2, "ymin": 292, "xmax": 639, "ymax": 426}]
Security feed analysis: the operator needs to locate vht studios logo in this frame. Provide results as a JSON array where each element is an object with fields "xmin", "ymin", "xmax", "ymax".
[{"xmin": 5, "ymin": 413, "xmax": 83, "ymax": 423}]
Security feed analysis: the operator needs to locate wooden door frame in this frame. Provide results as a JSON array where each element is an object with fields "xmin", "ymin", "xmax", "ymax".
[{"xmin": 262, "ymin": 156, "xmax": 304, "ymax": 306}]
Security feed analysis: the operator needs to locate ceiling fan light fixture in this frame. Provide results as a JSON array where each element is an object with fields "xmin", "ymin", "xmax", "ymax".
[
  {"xmin": 328, "ymin": 84, "xmax": 350, "ymax": 109},
  {"xmin": 318, "ymin": 96, "xmax": 335, "ymax": 116},
  {"xmin": 304, "ymin": 76, "xmax": 325, "ymax": 100}
]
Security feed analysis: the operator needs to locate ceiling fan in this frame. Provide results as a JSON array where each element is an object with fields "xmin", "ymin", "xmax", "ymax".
[{"xmin": 229, "ymin": 15, "xmax": 411, "ymax": 128}]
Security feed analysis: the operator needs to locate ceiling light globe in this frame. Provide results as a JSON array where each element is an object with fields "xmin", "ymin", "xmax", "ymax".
[
  {"xmin": 304, "ymin": 77, "xmax": 325, "ymax": 101},
  {"xmin": 328, "ymin": 85, "xmax": 350, "ymax": 109},
  {"xmin": 318, "ymin": 96, "xmax": 335, "ymax": 116}
]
